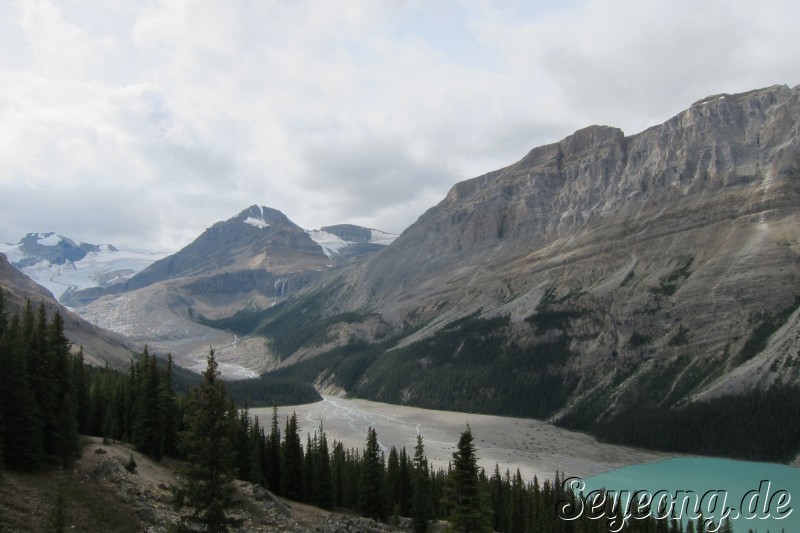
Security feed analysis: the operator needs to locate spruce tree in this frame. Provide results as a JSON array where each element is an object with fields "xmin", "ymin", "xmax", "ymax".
[
  {"xmin": 47, "ymin": 311, "xmax": 79, "ymax": 465},
  {"xmin": 133, "ymin": 347, "xmax": 164, "ymax": 460},
  {"xmin": 247, "ymin": 415, "xmax": 264, "ymax": 485},
  {"xmin": 508, "ymin": 469, "xmax": 525, "ymax": 533},
  {"xmin": 280, "ymin": 412, "xmax": 304, "ymax": 500},
  {"xmin": 359, "ymin": 426, "xmax": 386, "ymax": 521},
  {"xmin": 411, "ymin": 434, "xmax": 431, "ymax": 533},
  {"xmin": 398, "ymin": 447, "xmax": 412, "ymax": 516},
  {"xmin": 265, "ymin": 405, "xmax": 281, "ymax": 492},
  {"xmin": 0, "ymin": 313, "xmax": 43, "ymax": 469},
  {"xmin": 177, "ymin": 348, "xmax": 238, "ymax": 532},
  {"xmin": 331, "ymin": 440, "xmax": 346, "ymax": 507},
  {"xmin": 386, "ymin": 446, "xmax": 400, "ymax": 517},
  {"xmin": 71, "ymin": 348, "xmax": 90, "ymax": 435},
  {"xmin": 444, "ymin": 425, "xmax": 492, "ymax": 532},
  {"xmin": 161, "ymin": 354, "xmax": 179, "ymax": 457},
  {"xmin": 316, "ymin": 425, "xmax": 333, "ymax": 509},
  {"xmin": 303, "ymin": 432, "xmax": 316, "ymax": 503}
]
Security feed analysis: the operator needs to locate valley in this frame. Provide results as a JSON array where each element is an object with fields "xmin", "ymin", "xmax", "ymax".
[
  {"xmin": 2, "ymin": 84, "xmax": 799, "ymax": 466},
  {"xmin": 255, "ymin": 395, "xmax": 670, "ymax": 483}
]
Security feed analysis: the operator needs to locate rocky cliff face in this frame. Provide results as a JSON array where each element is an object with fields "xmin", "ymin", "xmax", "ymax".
[{"xmin": 275, "ymin": 85, "xmax": 800, "ymax": 414}]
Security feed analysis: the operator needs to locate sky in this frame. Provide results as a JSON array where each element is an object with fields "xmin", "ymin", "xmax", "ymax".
[{"xmin": 1, "ymin": 0, "xmax": 798, "ymax": 252}]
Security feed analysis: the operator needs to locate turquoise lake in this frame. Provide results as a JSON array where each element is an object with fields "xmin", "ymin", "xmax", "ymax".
[{"xmin": 579, "ymin": 458, "xmax": 799, "ymax": 533}]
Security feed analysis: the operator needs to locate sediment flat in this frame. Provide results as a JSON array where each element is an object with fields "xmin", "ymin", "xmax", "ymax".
[{"xmin": 252, "ymin": 395, "xmax": 671, "ymax": 483}]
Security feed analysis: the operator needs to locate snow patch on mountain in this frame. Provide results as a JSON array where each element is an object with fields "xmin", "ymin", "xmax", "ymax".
[
  {"xmin": 369, "ymin": 229, "xmax": 398, "ymax": 246},
  {"xmin": 37, "ymin": 233, "xmax": 64, "ymax": 246},
  {"xmin": 306, "ymin": 226, "xmax": 399, "ymax": 258},
  {"xmin": 244, "ymin": 216, "xmax": 270, "ymax": 229},
  {"xmin": 306, "ymin": 230, "xmax": 350, "ymax": 258}
]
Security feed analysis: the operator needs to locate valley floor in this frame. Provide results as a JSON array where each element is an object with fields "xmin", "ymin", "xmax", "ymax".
[{"xmin": 255, "ymin": 395, "xmax": 673, "ymax": 483}]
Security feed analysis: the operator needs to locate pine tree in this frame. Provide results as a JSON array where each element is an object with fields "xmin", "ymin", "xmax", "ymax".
[
  {"xmin": 444, "ymin": 425, "xmax": 492, "ymax": 532},
  {"xmin": 359, "ymin": 426, "xmax": 386, "ymax": 521},
  {"xmin": 177, "ymin": 348, "xmax": 238, "ymax": 532},
  {"xmin": 411, "ymin": 434, "xmax": 431, "ymax": 533}
]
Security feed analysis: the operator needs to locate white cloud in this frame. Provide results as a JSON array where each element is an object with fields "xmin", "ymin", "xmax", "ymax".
[{"xmin": 0, "ymin": 0, "xmax": 798, "ymax": 251}]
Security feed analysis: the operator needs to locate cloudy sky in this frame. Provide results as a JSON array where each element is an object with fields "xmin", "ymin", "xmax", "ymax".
[{"xmin": 1, "ymin": 0, "xmax": 798, "ymax": 252}]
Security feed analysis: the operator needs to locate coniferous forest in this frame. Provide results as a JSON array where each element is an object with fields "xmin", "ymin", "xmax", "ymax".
[{"xmin": 0, "ymin": 291, "xmax": 738, "ymax": 532}]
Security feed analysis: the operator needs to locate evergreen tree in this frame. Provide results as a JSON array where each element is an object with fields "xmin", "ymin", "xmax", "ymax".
[
  {"xmin": 444, "ymin": 425, "xmax": 492, "ymax": 532},
  {"xmin": 0, "ymin": 312, "xmax": 43, "ymax": 469},
  {"xmin": 489, "ymin": 465, "xmax": 507, "ymax": 532},
  {"xmin": 133, "ymin": 347, "xmax": 165, "ymax": 460},
  {"xmin": 234, "ymin": 405, "xmax": 253, "ymax": 482},
  {"xmin": 177, "ymin": 349, "xmax": 238, "ymax": 532},
  {"xmin": 359, "ymin": 426, "xmax": 386, "ymax": 521},
  {"xmin": 265, "ymin": 406, "xmax": 282, "ymax": 492},
  {"xmin": 718, "ymin": 516, "xmax": 733, "ymax": 533},
  {"xmin": 386, "ymin": 446, "xmax": 400, "ymax": 517},
  {"xmin": 316, "ymin": 424, "xmax": 333, "ymax": 510},
  {"xmin": 331, "ymin": 440, "xmax": 346, "ymax": 507},
  {"xmin": 47, "ymin": 311, "xmax": 79, "ymax": 465},
  {"xmin": 411, "ymin": 434, "xmax": 431, "ymax": 533},
  {"xmin": 303, "ymin": 432, "xmax": 317, "ymax": 503},
  {"xmin": 161, "ymin": 354, "xmax": 179, "ymax": 457},
  {"xmin": 508, "ymin": 469, "xmax": 525, "ymax": 533},
  {"xmin": 71, "ymin": 348, "xmax": 90, "ymax": 435},
  {"xmin": 280, "ymin": 412, "xmax": 304, "ymax": 500},
  {"xmin": 398, "ymin": 447, "xmax": 413, "ymax": 515},
  {"xmin": 248, "ymin": 416, "xmax": 265, "ymax": 486}
]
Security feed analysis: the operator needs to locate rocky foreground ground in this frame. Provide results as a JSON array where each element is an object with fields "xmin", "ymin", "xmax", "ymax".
[{"xmin": 0, "ymin": 436, "xmax": 435, "ymax": 532}]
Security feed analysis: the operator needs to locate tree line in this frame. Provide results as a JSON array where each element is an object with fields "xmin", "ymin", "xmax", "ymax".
[{"xmin": 177, "ymin": 349, "xmax": 725, "ymax": 533}]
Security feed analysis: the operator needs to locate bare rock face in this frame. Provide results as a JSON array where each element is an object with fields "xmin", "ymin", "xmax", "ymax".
[{"xmin": 300, "ymin": 84, "xmax": 800, "ymax": 409}]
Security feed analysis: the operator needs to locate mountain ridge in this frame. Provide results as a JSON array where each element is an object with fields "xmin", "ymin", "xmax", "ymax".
[{"xmin": 234, "ymin": 84, "xmax": 800, "ymax": 428}]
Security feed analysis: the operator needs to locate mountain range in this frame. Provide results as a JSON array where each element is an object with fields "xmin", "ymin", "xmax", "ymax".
[
  {"xmin": 2, "ymin": 84, "xmax": 798, "ymax": 450},
  {"xmin": 1, "ymin": 209, "xmax": 398, "ymax": 376}
]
